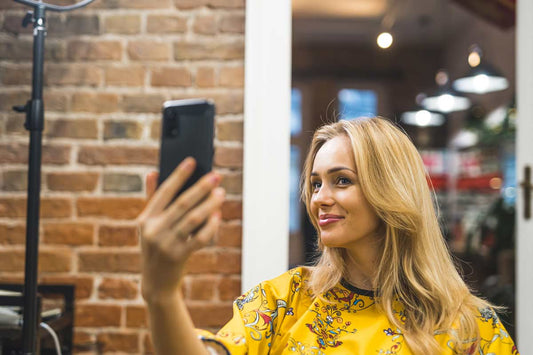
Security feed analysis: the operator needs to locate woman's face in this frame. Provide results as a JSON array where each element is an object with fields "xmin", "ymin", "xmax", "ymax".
[{"xmin": 310, "ymin": 135, "xmax": 381, "ymax": 250}]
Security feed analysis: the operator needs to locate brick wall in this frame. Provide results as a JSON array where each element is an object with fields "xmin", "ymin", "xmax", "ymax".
[{"xmin": 0, "ymin": 0, "xmax": 244, "ymax": 353}]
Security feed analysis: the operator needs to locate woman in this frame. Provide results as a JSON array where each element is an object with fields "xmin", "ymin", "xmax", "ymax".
[{"xmin": 138, "ymin": 117, "xmax": 517, "ymax": 354}]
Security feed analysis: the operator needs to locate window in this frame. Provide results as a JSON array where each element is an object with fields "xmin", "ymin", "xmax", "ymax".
[
  {"xmin": 338, "ymin": 89, "xmax": 377, "ymax": 120},
  {"xmin": 289, "ymin": 88, "xmax": 303, "ymax": 233}
]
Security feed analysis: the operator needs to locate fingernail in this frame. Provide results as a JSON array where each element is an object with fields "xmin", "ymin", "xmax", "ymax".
[
  {"xmin": 211, "ymin": 174, "xmax": 221, "ymax": 184},
  {"xmin": 181, "ymin": 157, "xmax": 193, "ymax": 170}
]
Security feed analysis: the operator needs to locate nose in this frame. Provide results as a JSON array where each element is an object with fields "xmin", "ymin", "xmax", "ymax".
[{"xmin": 312, "ymin": 183, "xmax": 334, "ymax": 207}]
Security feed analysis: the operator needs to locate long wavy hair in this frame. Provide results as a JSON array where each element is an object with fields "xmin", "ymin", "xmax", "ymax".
[{"xmin": 301, "ymin": 117, "xmax": 491, "ymax": 355}]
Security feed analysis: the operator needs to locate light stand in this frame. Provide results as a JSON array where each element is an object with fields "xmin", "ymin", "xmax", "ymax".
[{"xmin": 11, "ymin": 0, "xmax": 95, "ymax": 353}]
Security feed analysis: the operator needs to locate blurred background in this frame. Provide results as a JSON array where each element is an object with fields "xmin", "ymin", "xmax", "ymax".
[{"xmin": 288, "ymin": 0, "xmax": 516, "ymax": 338}]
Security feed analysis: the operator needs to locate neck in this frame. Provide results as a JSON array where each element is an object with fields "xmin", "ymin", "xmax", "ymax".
[{"xmin": 343, "ymin": 240, "xmax": 381, "ymax": 290}]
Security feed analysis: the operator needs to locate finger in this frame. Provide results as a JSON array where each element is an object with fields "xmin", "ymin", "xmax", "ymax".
[
  {"xmin": 171, "ymin": 187, "xmax": 225, "ymax": 238},
  {"xmin": 146, "ymin": 171, "xmax": 159, "ymax": 201},
  {"xmin": 143, "ymin": 157, "xmax": 196, "ymax": 218},
  {"xmin": 185, "ymin": 210, "xmax": 222, "ymax": 253},
  {"xmin": 157, "ymin": 172, "xmax": 221, "ymax": 232}
]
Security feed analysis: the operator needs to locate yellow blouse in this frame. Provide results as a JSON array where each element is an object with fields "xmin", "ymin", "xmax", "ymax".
[{"xmin": 198, "ymin": 267, "xmax": 518, "ymax": 354}]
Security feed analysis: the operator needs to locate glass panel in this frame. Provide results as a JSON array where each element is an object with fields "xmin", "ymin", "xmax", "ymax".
[
  {"xmin": 291, "ymin": 88, "xmax": 302, "ymax": 136},
  {"xmin": 289, "ymin": 145, "xmax": 301, "ymax": 233},
  {"xmin": 338, "ymin": 89, "xmax": 377, "ymax": 120}
]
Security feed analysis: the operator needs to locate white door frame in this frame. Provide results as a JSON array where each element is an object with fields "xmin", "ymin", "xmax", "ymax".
[
  {"xmin": 242, "ymin": 0, "xmax": 292, "ymax": 291},
  {"xmin": 516, "ymin": 0, "xmax": 533, "ymax": 348}
]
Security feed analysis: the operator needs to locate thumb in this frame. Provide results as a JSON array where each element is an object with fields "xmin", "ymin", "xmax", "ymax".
[{"xmin": 146, "ymin": 171, "xmax": 159, "ymax": 201}]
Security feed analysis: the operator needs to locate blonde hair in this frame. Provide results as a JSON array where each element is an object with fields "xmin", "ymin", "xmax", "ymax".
[{"xmin": 301, "ymin": 117, "xmax": 491, "ymax": 355}]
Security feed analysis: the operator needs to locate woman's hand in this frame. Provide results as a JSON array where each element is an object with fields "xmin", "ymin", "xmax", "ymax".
[{"xmin": 138, "ymin": 157, "xmax": 225, "ymax": 302}]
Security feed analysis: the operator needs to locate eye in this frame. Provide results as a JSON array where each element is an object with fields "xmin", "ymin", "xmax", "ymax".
[
  {"xmin": 337, "ymin": 176, "xmax": 352, "ymax": 185},
  {"xmin": 311, "ymin": 181, "xmax": 322, "ymax": 191}
]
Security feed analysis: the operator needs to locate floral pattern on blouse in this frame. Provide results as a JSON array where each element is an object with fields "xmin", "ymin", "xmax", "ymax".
[{"xmin": 198, "ymin": 267, "xmax": 518, "ymax": 355}]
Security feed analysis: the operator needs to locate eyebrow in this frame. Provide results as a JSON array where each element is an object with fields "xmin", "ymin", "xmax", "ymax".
[{"xmin": 310, "ymin": 167, "xmax": 356, "ymax": 176}]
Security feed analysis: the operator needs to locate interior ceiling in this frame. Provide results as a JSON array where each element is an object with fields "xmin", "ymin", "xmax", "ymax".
[{"xmin": 292, "ymin": 0, "xmax": 473, "ymax": 45}]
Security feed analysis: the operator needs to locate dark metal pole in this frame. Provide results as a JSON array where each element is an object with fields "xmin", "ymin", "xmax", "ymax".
[{"xmin": 21, "ymin": 5, "xmax": 46, "ymax": 354}]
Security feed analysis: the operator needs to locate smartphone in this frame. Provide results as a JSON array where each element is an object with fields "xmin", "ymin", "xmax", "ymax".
[{"xmin": 158, "ymin": 99, "xmax": 215, "ymax": 197}]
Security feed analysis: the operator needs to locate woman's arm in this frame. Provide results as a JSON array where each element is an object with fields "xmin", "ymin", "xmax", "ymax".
[{"xmin": 138, "ymin": 158, "xmax": 225, "ymax": 355}]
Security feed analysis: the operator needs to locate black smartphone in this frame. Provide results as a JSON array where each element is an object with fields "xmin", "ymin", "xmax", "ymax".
[{"xmin": 158, "ymin": 99, "xmax": 215, "ymax": 197}]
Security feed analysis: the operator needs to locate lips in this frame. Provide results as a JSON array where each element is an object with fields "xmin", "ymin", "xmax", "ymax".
[{"xmin": 318, "ymin": 214, "xmax": 344, "ymax": 227}]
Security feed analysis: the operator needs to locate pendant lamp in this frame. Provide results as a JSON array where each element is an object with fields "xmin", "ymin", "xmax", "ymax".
[
  {"xmin": 452, "ymin": 45, "xmax": 509, "ymax": 94},
  {"xmin": 421, "ymin": 70, "xmax": 471, "ymax": 113}
]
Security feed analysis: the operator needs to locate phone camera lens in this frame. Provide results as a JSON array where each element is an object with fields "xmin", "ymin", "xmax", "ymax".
[{"xmin": 171, "ymin": 128, "xmax": 179, "ymax": 136}]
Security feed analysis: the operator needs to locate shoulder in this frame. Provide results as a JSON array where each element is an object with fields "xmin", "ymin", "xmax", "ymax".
[
  {"xmin": 475, "ymin": 307, "xmax": 517, "ymax": 352},
  {"xmin": 235, "ymin": 267, "xmax": 311, "ymax": 307}
]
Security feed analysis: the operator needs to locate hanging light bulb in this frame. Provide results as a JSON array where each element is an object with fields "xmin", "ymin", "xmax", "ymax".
[
  {"xmin": 377, "ymin": 32, "xmax": 393, "ymax": 49},
  {"xmin": 421, "ymin": 69, "xmax": 471, "ymax": 113},
  {"xmin": 453, "ymin": 44, "xmax": 509, "ymax": 94}
]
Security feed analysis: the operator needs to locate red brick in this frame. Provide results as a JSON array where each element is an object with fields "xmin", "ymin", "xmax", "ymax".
[
  {"xmin": 98, "ymin": 225, "xmax": 139, "ymax": 246},
  {"xmin": 121, "ymin": 94, "xmax": 166, "ymax": 113},
  {"xmin": 40, "ymin": 275, "xmax": 94, "ymax": 299},
  {"xmin": 78, "ymin": 146, "xmax": 158, "ymax": 165},
  {"xmin": 174, "ymin": 0, "xmax": 207, "ymax": 8},
  {"xmin": 151, "ymin": 67, "xmax": 192, "ymax": 87},
  {"xmin": 0, "ymin": 40, "xmax": 32, "ymax": 61},
  {"xmin": 174, "ymin": 40, "xmax": 244, "ymax": 60},
  {"xmin": 0, "ymin": 248, "xmax": 73, "ymax": 273},
  {"xmin": 214, "ymin": 146, "xmax": 243, "ymax": 168},
  {"xmin": 0, "ymin": 143, "xmax": 70, "ymax": 165},
  {"xmin": 47, "ymin": 172, "xmax": 99, "ymax": 191},
  {"xmin": 103, "ymin": 173, "xmax": 143, "ymax": 192},
  {"xmin": 219, "ymin": 276, "xmax": 241, "ymax": 300},
  {"xmin": 217, "ymin": 120, "xmax": 243, "ymax": 141},
  {"xmin": 44, "ymin": 92, "xmax": 70, "ymax": 113},
  {"xmin": 126, "ymin": 305, "xmax": 147, "ymax": 328},
  {"xmin": 45, "ymin": 119, "xmax": 98, "ymax": 139},
  {"xmin": 0, "ymin": 198, "xmax": 71, "ymax": 218},
  {"xmin": 42, "ymin": 222, "xmax": 94, "ymax": 246},
  {"xmin": 0, "ymin": 64, "xmax": 32, "ymax": 85},
  {"xmin": 1, "ymin": 170, "xmax": 28, "ymax": 191},
  {"xmin": 0, "ymin": 224, "xmax": 25, "ymax": 245},
  {"xmin": 208, "ymin": 0, "xmax": 244, "ymax": 8},
  {"xmin": 219, "ymin": 13, "xmax": 245, "ymax": 33},
  {"xmin": 219, "ymin": 171, "xmax": 242, "ymax": 194},
  {"xmin": 196, "ymin": 66, "xmax": 216, "ymax": 88},
  {"xmin": 44, "ymin": 64, "xmax": 102, "ymax": 86},
  {"xmin": 68, "ymin": 40, "xmax": 122, "ymax": 61},
  {"xmin": 212, "ymin": 92, "xmax": 244, "ymax": 114},
  {"xmin": 221, "ymin": 200, "xmax": 242, "ymax": 220},
  {"xmin": 105, "ymin": 66, "xmax": 145, "ymax": 86},
  {"xmin": 103, "ymin": 15, "xmax": 141, "ymax": 34},
  {"xmin": 39, "ymin": 248, "xmax": 73, "ymax": 272},
  {"xmin": 0, "ymin": 90, "xmax": 30, "ymax": 111},
  {"xmin": 151, "ymin": 120, "xmax": 161, "ymax": 140},
  {"xmin": 78, "ymin": 251, "xmax": 141, "ymax": 273},
  {"xmin": 215, "ymin": 249, "xmax": 241, "ymax": 274},
  {"xmin": 66, "ymin": 15, "xmax": 100, "ymax": 35},
  {"xmin": 72, "ymin": 92, "xmax": 119, "ymax": 113},
  {"xmin": 73, "ymin": 330, "xmax": 95, "ymax": 352},
  {"xmin": 219, "ymin": 66, "xmax": 244, "ymax": 87},
  {"xmin": 97, "ymin": 332, "xmax": 139, "ymax": 353},
  {"xmin": 76, "ymin": 197, "xmax": 146, "ymax": 219},
  {"xmin": 128, "ymin": 41, "xmax": 170, "ymax": 61},
  {"xmin": 187, "ymin": 303, "xmax": 233, "ymax": 328},
  {"xmin": 146, "ymin": 15, "xmax": 187, "ymax": 33},
  {"xmin": 185, "ymin": 249, "xmax": 217, "ymax": 274},
  {"xmin": 188, "ymin": 276, "xmax": 217, "ymax": 300},
  {"xmin": 75, "ymin": 304, "xmax": 122, "ymax": 327},
  {"xmin": 193, "ymin": 15, "xmax": 217, "ymax": 35},
  {"xmin": 93, "ymin": 0, "xmax": 171, "ymax": 8},
  {"xmin": 98, "ymin": 278, "xmax": 138, "ymax": 299},
  {"xmin": 217, "ymin": 222, "xmax": 242, "ymax": 247}
]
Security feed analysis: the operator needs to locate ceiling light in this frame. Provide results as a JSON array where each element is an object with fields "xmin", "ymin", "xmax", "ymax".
[
  {"xmin": 377, "ymin": 32, "xmax": 393, "ymax": 49},
  {"xmin": 401, "ymin": 109, "xmax": 445, "ymax": 126},
  {"xmin": 453, "ymin": 45, "xmax": 509, "ymax": 94},
  {"xmin": 421, "ymin": 69, "xmax": 471, "ymax": 113}
]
